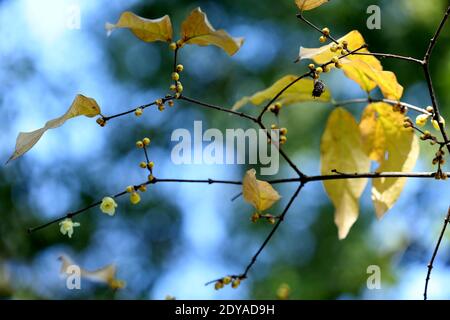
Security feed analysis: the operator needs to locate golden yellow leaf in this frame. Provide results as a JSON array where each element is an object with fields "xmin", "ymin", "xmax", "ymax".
[
  {"xmin": 180, "ymin": 7, "xmax": 244, "ymax": 56},
  {"xmin": 242, "ymin": 169, "xmax": 281, "ymax": 212},
  {"xmin": 321, "ymin": 108, "xmax": 371, "ymax": 239},
  {"xmin": 232, "ymin": 75, "xmax": 331, "ymax": 110},
  {"xmin": 360, "ymin": 103, "xmax": 419, "ymax": 218},
  {"xmin": 106, "ymin": 12, "xmax": 173, "ymax": 43},
  {"xmin": 346, "ymin": 59, "xmax": 403, "ymax": 100},
  {"xmin": 295, "ymin": 0, "xmax": 329, "ymax": 11},
  {"xmin": 298, "ymin": 30, "xmax": 403, "ymax": 99},
  {"xmin": 59, "ymin": 255, "xmax": 126, "ymax": 290},
  {"xmin": 7, "ymin": 94, "xmax": 101, "ymax": 163}
]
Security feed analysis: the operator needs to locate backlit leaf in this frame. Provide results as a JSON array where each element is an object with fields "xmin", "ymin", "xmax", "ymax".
[
  {"xmin": 321, "ymin": 108, "xmax": 371, "ymax": 239},
  {"xmin": 360, "ymin": 103, "xmax": 419, "ymax": 218},
  {"xmin": 232, "ymin": 75, "xmax": 331, "ymax": 110},
  {"xmin": 295, "ymin": 0, "xmax": 329, "ymax": 11},
  {"xmin": 180, "ymin": 7, "xmax": 244, "ymax": 56},
  {"xmin": 242, "ymin": 169, "xmax": 281, "ymax": 212},
  {"xmin": 7, "ymin": 94, "xmax": 101, "ymax": 163},
  {"xmin": 106, "ymin": 12, "xmax": 173, "ymax": 43}
]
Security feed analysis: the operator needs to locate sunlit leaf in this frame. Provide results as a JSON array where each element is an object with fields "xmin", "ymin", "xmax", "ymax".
[
  {"xmin": 59, "ymin": 255, "xmax": 125, "ymax": 290},
  {"xmin": 180, "ymin": 7, "xmax": 244, "ymax": 56},
  {"xmin": 295, "ymin": 0, "xmax": 329, "ymax": 11},
  {"xmin": 242, "ymin": 169, "xmax": 281, "ymax": 212},
  {"xmin": 298, "ymin": 30, "xmax": 403, "ymax": 99},
  {"xmin": 7, "ymin": 94, "xmax": 101, "ymax": 163},
  {"xmin": 232, "ymin": 75, "xmax": 331, "ymax": 110},
  {"xmin": 106, "ymin": 11, "xmax": 173, "ymax": 43},
  {"xmin": 360, "ymin": 103, "xmax": 419, "ymax": 218},
  {"xmin": 321, "ymin": 108, "xmax": 371, "ymax": 239}
]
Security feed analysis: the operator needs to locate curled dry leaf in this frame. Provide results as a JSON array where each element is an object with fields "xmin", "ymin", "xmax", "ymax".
[
  {"xmin": 360, "ymin": 103, "xmax": 419, "ymax": 218},
  {"xmin": 7, "ymin": 94, "xmax": 101, "ymax": 163},
  {"xmin": 232, "ymin": 75, "xmax": 331, "ymax": 110},
  {"xmin": 321, "ymin": 108, "xmax": 371, "ymax": 239},
  {"xmin": 298, "ymin": 30, "xmax": 403, "ymax": 100},
  {"xmin": 59, "ymin": 255, "xmax": 125, "ymax": 290},
  {"xmin": 106, "ymin": 11, "xmax": 173, "ymax": 43},
  {"xmin": 295, "ymin": 0, "xmax": 329, "ymax": 11},
  {"xmin": 242, "ymin": 169, "xmax": 281, "ymax": 212},
  {"xmin": 180, "ymin": 7, "xmax": 244, "ymax": 56}
]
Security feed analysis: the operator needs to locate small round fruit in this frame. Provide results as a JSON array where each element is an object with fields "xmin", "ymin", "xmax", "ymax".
[
  {"xmin": 319, "ymin": 36, "xmax": 327, "ymax": 43},
  {"xmin": 143, "ymin": 137, "xmax": 151, "ymax": 146},
  {"xmin": 134, "ymin": 108, "xmax": 143, "ymax": 117},
  {"xmin": 171, "ymin": 72, "xmax": 180, "ymax": 81},
  {"xmin": 169, "ymin": 42, "xmax": 177, "ymax": 50},
  {"xmin": 176, "ymin": 64, "xmax": 184, "ymax": 72}
]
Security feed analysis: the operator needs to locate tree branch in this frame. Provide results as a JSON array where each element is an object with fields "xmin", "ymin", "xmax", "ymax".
[
  {"xmin": 351, "ymin": 52, "xmax": 424, "ymax": 65},
  {"xmin": 333, "ymin": 98, "xmax": 430, "ymax": 115},
  {"xmin": 422, "ymin": 5, "xmax": 450, "ymax": 154},
  {"xmin": 424, "ymin": 206, "xmax": 450, "ymax": 300},
  {"xmin": 179, "ymin": 95, "xmax": 258, "ymax": 122}
]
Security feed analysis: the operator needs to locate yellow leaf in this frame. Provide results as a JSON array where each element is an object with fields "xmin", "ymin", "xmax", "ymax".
[
  {"xmin": 106, "ymin": 12, "xmax": 172, "ymax": 43},
  {"xmin": 360, "ymin": 103, "xmax": 419, "ymax": 218},
  {"xmin": 7, "ymin": 94, "xmax": 101, "ymax": 163},
  {"xmin": 321, "ymin": 108, "xmax": 371, "ymax": 239},
  {"xmin": 59, "ymin": 255, "xmax": 125, "ymax": 290},
  {"xmin": 295, "ymin": 0, "xmax": 329, "ymax": 11},
  {"xmin": 180, "ymin": 7, "xmax": 244, "ymax": 56},
  {"xmin": 242, "ymin": 169, "xmax": 281, "ymax": 212},
  {"xmin": 298, "ymin": 30, "xmax": 403, "ymax": 99},
  {"xmin": 232, "ymin": 75, "xmax": 331, "ymax": 110},
  {"xmin": 346, "ymin": 59, "xmax": 403, "ymax": 100}
]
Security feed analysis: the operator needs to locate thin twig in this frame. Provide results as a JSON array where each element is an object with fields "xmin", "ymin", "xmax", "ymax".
[
  {"xmin": 422, "ymin": 6, "xmax": 450, "ymax": 154},
  {"xmin": 296, "ymin": 13, "xmax": 339, "ymax": 44},
  {"xmin": 240, "ymin": 183, "xmax": 304, "ymax": 279},
  {"xmin": 179, "ymin": 95, "xmax": 258, "ymax": 122},
  {"xmin": 424, "ymin": 206, "xmax": 450, "ymax": 300},
  {"xmin": 352, "ymin": 52, "xmax": 424, "ymax": 65},
  {"xmin": 333, "ymin": 98, "xmax": 431, "ymax": 115}
]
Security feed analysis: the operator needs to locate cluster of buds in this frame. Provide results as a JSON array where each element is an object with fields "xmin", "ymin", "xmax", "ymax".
[
  {"xmin": 251, "ymin": 212, "xmax": 277, "ymax": 224},
  {"xmin": 269, "ymin": 102, "xmax": 282, "ymax": 115},
  {"xmin": 169, "ymin": 64, "xmax": 185, "ymax": 99},
  {"xmin": 155, "ymin": 99, "xmax": 165, "ymax": 112},
  {"xmin": 214, "ymin": 276, "xmax": 242, "ymax": 290},
  {"xmin": 169, "ymin": 40, "xmax": 184, "ymax": 51},
  {"xmin": 435, "ymin": 169, "xmax": 447, "ymax": 180},
  {"xmin": 330, "ymin": 40, "xmax": 349, "ymax": 56},
  {"xmin": 126, "ymin": 185, "xmax": 142, "ymax": 205},
  {"xmin": 393, "ymin": 102, "xmax": 408, "ymax": 114},
  {"xmin": 403, "ymin": 117, "xmax": 414, "ymax": 129},
  {"xmin": 269, "ymin": 124, "xmax": 288, "ymax": 145},
  {"xmin": 433, "ymin": 149, "xmax": 446, "ymax": 168},
  {"xmin": 136, "ymin": 137, "xmax": 155, "ymax": 182},
  {"xmin": 319, "ymin": 27, "xmax": 330, "ymax": 43},
  {"xmin": 419, "ymin": 130, "xmax": 439, "ymax": 146}
]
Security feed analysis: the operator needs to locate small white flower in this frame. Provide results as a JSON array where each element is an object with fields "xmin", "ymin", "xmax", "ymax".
[
  {"xmin": 59, "ymin": 218, "xmax": 80, "ymax": 238},
  {"xmin": 100, "ymin": 197, "xmax": 118, "ymax": 216}
]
